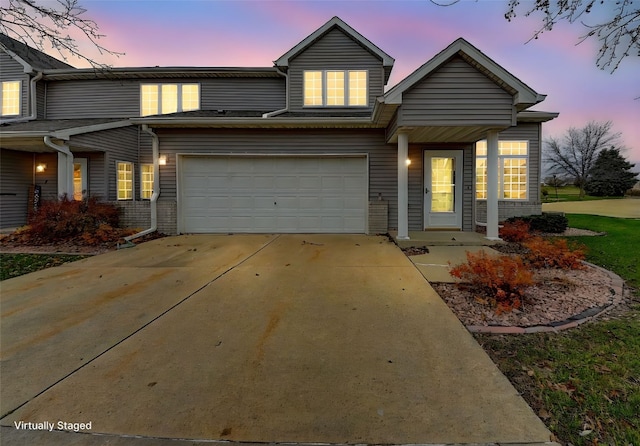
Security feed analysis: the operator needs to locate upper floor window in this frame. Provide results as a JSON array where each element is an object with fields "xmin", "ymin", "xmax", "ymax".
[
  {"xmin": 476, "ymin": 140, "xmax": 528, "ymax": 200},
  {"xmin": 1, "ymin": 81, "xmax": 21, "ymax": 116},
  {"xmin": 140, "ymin": 83, "xmax": 200, "ymax": 117},
  {"xmin": 304, "ymin": 70, "xmax": 367, "ymax": 107}
]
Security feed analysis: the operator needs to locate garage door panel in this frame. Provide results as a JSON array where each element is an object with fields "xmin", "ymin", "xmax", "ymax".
[{"xmin": 180, "ymin": 156, "xmax": 367, "ymax": 233}]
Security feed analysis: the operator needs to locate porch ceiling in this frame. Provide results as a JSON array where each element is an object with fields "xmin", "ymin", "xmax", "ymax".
[{"xmin": 387, "ymin": 125, "xmax": 508, "ymax": 144}]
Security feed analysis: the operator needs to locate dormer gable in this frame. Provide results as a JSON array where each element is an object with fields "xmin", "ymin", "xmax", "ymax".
[
  {"xmin": 384, "ymin": 37, "xmax": 545, "ymax": 111},
  {"xmin": 274, "ymin": 17, "xmax": 394, "ymax": 83},
  {"xmin": 275, "ymin": 17, "xmax": 394, "ymax": 115}
]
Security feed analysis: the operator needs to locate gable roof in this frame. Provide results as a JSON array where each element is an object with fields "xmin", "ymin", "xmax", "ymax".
[
  {"xmin": 384, "ymin": 37, "xmax": 546, "ymax": 110},
  {"xmin": 274, "ymin": 16, "xmax": 395, "ymax": 82},
  {"xmin": 0, "ymin": 33, "xmax": 73, "ymax": 71}
]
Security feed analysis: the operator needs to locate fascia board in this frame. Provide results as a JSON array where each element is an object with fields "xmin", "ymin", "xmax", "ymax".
[{"xmin": 53, "ymin": 120, "xmax": 133, "ymax": 139}]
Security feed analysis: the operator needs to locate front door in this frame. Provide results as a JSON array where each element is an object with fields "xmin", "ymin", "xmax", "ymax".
[
  {"xmin": 73, "ymin": 158, "xmax": 87, "ymax": 200},
  {"xmin": 423, "ymin": 150, "xmax": 462, "ymax": 229}
]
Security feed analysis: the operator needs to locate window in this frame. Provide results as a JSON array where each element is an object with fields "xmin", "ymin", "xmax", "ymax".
[
  {"xmin": 141, "ymin": 164, "xmax": 154, "ymax": 199},
  {"xmin": 1, "ymin": 81, "xmax": 21, "ymax": 116},
  {"xmin": 303, "ymin": 70, "xmax": 367, "ymax": 107},
  {"xmin": 117, "ymin": 162, "xmax": 134, "ymax": 200},
  {"xmin": 476, "ymin": 140, "xmax": 528, "ymax": 200},
  {"xmin": 140, "ymin": 83, "xmax": 199, "ymax": 116}
]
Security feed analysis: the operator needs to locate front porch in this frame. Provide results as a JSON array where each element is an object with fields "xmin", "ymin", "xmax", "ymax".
[{"xmin": 388, "ymin": 230, "xmax": 502, "ymax": 248}]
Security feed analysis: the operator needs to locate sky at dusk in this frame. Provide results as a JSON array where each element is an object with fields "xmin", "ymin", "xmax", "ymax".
[{"xmin": 51, "ymin": 0, "xmax": 640, "ymax": 167}]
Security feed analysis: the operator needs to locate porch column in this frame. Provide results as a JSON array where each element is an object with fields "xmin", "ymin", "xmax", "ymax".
[
  {"xmin": 486, "ymin": 129, "xmax": 500, "ymax": 240},
  {"xmin": 397, "ymin": 131, "xmax": 410, "ymax": 240},
  {"xmin": 57, "ymin": 152, "xmax": 74, "ymax": 198}
]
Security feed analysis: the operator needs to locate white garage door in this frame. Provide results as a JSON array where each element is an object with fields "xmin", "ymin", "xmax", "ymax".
[{"xmin": 179, "ymin": 155, "xmax": 367, "ymax": 233}]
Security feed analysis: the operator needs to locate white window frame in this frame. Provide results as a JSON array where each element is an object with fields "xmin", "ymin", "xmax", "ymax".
[
  {"xmin": 140, "ymin": 83, "xmax": 200, "ymax": 117},
  {"xmin": 475, "ymin": 140, "xmax": 529, "ymax": 201},
  {"xmin": 141, "ymin": 164, "xmax": 154, "ymax": 200},
  {"xmin": 117, "ymin": 161, "xmax": 134, "ymax": 201},
  {"xmin": 1, "ymin": 80, "xmax": 21, "ymax": 116},
  {"xmin": 303, "ymin": 70, "xmax": 368, "ymax": 107}
]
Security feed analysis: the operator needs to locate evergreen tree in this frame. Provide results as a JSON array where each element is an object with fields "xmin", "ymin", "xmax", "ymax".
[{"xmin": 585, "ymin": 148, "xmax": 639, "ymax": 197}]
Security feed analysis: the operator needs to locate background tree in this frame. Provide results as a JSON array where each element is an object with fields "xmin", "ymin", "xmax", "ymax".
[
  {"xmin": 432, "ymin": 0, "xmax": 640, "ymax": 73},
  {"xmin": 585, "ymin": 148, "xmax": 638, "ymax": 196},
  {"xmin": 0, "ymin": 0, "xmax": 121, "ymax": 68},
  {"xmin": 544, "ymin": 121, "xmax": 622, "ymax": 198}
]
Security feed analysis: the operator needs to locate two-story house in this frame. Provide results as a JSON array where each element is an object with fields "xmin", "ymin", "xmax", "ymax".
[{"xmin": 1, "ymin": 17, "xmax": 557, "ymax": 240}]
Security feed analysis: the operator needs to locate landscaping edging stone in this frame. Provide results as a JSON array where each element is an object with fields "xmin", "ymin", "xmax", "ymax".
[{"xmin": 467, "ymin": 261, "xmax": 626, "ymax": 334}]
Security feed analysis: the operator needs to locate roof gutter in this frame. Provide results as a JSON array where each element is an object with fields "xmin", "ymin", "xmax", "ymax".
[
  {"xmin": 121, "ymin": 125, "xmax": 159, "ymax": 247},
  {"xmin": 262, "ymin": 66, "xmax": 288, "ymax": 118},
  {"xmin": 0, "ymin": 71, "xmax": 43, "ymax": 125}
]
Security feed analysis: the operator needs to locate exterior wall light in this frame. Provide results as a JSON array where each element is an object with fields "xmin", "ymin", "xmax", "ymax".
[
  {"xmin": 158, "ymin": 155, "xmax": 167, "ymax": 166},
  {"xmin": 405, "ymin": 159, "xmax": 411, "ymax": 166},
  {"xmin": 36, "ymin": 163, "xmax": 47, "ymax": 173}
]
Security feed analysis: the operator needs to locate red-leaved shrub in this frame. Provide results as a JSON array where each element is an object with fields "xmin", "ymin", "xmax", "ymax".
[
  {"xmin": 523, "ymin": 236, "xmax": 586, "ymax": 269},
  {"xmin": 24, "ymin": 196, "xmax": 123, "ymax": 245},
  {"xmin": 499, "ymin": 219, "xmax": 532, "ymax": 242},
  {"xmin": 449, "ymin": 251, "xmax": 535, "ymax": 312}
]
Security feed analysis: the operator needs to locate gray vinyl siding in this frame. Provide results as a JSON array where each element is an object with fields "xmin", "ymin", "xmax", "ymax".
[
  {"xmin": 34, "ymin": 153, "xmax": 58, "ymax": 200},
  {"xmin": 0, "ymin": 52, "xmax": 29, "ymax": 118},
  {"xmin": 69, "ymin": 126, "xmax": 139, "ymax": 200},
  {"xmin": 200, "ymin": 78, "xmax": 285, "ymax": 111},
  {"xmin": 399, "ymin": 56, "xmax": 514, "ymax": 127},
  {"xmin": 36, "ymin": 81, "xmax": 46, "ymax": 119},
  {"xmin": 155, "ymin": 128, "xmax": 399, "ymax": 230},
  {"xmin": 46, "ymin": 79, "xmax": 140, "ymax": 118},
  {"xmin": 288, "ymin": 28, "xmax": 385, "ymax": 113},
  {"xmin": 45, "ymin": 77, "xmax": 286, "ymax": 119},
  {"xmin": 0, "ymin": 149, "xmax": 32, "ymax": 228}
]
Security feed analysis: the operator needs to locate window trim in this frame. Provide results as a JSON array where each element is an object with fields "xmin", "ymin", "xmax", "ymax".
[
  {"xmin": 116, "ymin": 161, "xmax": 134, "ymax": 201},
  {"xmin": 140, "ymin": 83, "xmax": 200, "ymax": 117},
  {"xmin": 303, "ymin": 70, "xmax": 368, "ymax": 108},
  {"xmin": 140, "ymin": 163, "xmax": 154, "ymax": 200},
  {"xmin": 475, "ymin": 140, "xmax": 529, "ymax": 201},
  {"xmin": 1, "ymin": 80, "xmax": 22, "ymax": 117}
]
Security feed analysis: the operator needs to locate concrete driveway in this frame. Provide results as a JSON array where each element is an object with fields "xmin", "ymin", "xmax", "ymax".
[{"xmin": 1, "ymin": 234, "xmax": 554, "ymax": 445}]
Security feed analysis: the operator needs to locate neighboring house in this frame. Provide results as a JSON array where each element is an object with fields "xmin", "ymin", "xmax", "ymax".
[{"xmin": 0, "ymin": 17, "xmax": 557, "ymax": 239}]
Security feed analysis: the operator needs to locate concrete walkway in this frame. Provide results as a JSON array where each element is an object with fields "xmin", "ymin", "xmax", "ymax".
[
  {"xmin": 543, "ymin": 197, "xmax": 640, "ymax": 218},
  {"xmin": 1, "ymin": 234, "xmax": 554, "ymax": 445}
]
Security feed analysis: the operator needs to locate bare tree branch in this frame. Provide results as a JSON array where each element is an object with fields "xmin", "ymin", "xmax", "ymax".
[
  {"xmin": 431, "ymin": 0, "xmax": 640, "ymax": 73},
  {"xmin": 0, "ymin": 0, "xmax": 123, "ymax": 68},
  {"xmin": 544, "ymin": 121, "xmax": 623, "ymax": 197}
]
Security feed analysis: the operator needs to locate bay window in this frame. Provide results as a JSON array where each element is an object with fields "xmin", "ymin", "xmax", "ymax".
[{"xmin": 476, "ymin": 140, "xmax": 528, "ymax": 200}]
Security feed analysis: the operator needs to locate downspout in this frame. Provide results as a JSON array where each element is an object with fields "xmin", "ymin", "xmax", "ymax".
[
  {"xmin": 262, "ymin": 66, "xmax": 288, "ymax": 118},
  {"xmin": 1, "ymin": 71, "xmax": 43, "ymax": 124},
  {"xmin": 43, "ymin": 135, "xmax": 73, "ymax": 197},
  {"xmin": 121, "ymin": 124, "xmax": 159, "ymax": 247}
]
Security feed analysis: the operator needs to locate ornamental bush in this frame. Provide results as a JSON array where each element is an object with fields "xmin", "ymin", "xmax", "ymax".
[
  {"xmin": 24, "ymin": 196, "xmax": 122, "ymax": 245},
  {"xmin": 499, "ymin": 219, "xmax": 532, "ymax": 242},
  {"xmin": 523, "ymin": 236, "xmax": 586, "ymax": 270},
  {"xmin": 449, "ymin": 251, "xmax": 535, "ymax": 312}
]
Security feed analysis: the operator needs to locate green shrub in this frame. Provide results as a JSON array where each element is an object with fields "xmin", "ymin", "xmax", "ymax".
[{"xmin": 506, "ymin": 213, "xmax": 568, "ymax": 234}]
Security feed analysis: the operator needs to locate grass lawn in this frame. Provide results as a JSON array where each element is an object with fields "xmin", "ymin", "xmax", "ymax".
[
  {"xmin": 542, "ymin": 185, "xmax": 624, "ymax": 202},
  {"xmin": 0, "ymin": 253, "xmax": 88, "ymax": 281},
  {"xmin": 476, "ymin": 215, "xmax": 640, "ymax": 445}
]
